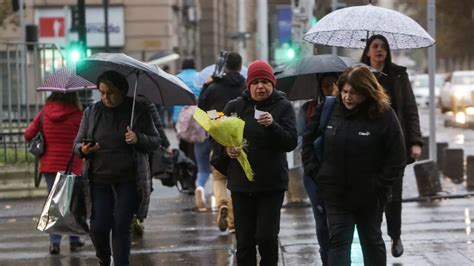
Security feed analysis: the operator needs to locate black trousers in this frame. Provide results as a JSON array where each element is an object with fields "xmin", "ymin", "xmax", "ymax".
[
  {"xmin": 325, "ymin": 200, "xmax": 386, "ymax": 266},
  {"xmin": 385, "ymin": 174, "xmax": 403, "ymax": 239},
  {"xmin": 231, "ymin": 190, "xmax": 285, "ymax": 266}
]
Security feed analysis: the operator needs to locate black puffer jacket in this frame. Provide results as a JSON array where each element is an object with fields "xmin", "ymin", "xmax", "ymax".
[
  {"xmin": 198, "ymin": 71, "xmax": 246, "ymax": 112},
  {"xmin": 302, "ymin": 98, "xmax": 406, "ymax": 206},
  {"xmin": 222, "ymin": 90, "xmax": 297, "ymax": 192},
  {"xmin": 378, "ymin": 63, "xmax": 422, "ymax": 164}
]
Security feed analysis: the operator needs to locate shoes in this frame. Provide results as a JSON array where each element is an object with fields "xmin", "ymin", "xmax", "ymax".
[
  {"xmin": 49, "ymin": 243, "xmax": 60, "ymax": 255},
  {"xmin": 391, "ymin": 238, "xmax": 404, "ymax": 257},
  {"xmin": 131, "ymin": 216, "xmax": 145, "ymax": 237},
  {"xmin": 228, "ymin": 224, "xmax": 235, "ymax": 234},
  {"xmin": 195, "ymin": 186, "xmax": 206, "ymax": 212},
  {"xmin": 217, "ymin": 205, "xmax": 229, "ymax": 231},
  {"xmin": 70, "ymin": 239, "xmax": 85, "ymax": 252}
]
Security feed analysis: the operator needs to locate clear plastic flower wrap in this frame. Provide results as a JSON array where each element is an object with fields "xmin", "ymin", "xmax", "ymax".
[{"xmin": 193, "ymin": 107, "xmax": 254, "ymax": 181}]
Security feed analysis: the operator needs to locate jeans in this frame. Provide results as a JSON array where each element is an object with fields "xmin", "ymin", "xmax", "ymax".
[
  {"xmin": 325, "ymin": 200, "xmax": 386, "ymax": 266},
  {"xmin": 303, "ymin": 175, "xmax": 329, "ymax": 265},
  {"xmin": 44, "ymin": 173, "xmax": 81, "ymax": 245},
  {"xmin": 194, "ymin": 139, "xmax": 211, "ymax": 188},
  {"xmin": 232, "ymin": 191, "xmax": 285, "ymax": 266},
  {"xmin": 89, "ymin": 181, "xmax": 139, "ymax": 266}
]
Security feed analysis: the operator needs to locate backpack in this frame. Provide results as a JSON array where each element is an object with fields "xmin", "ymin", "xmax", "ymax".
[
  {"xmin": 175, "ymin": 105, "xmax": 207, "ymax": 143},
  {"xmin": 313, "ymin": 96, "xmax": 336, "ymax": 163}
]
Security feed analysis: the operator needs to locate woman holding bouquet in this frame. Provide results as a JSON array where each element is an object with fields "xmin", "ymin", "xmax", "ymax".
[{"xmin": 221, "ymin": 60, "xmax": 297, "ymax": 265}]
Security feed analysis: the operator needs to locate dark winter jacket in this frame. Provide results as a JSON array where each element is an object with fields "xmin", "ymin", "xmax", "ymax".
[
  {"xmin": 146, "ymin": 102, "xmax": 170, "ymax": 148},
  {"xmin": 73, "ymin": 97, "xmax": 160, "ymax": 219},
  {"xmin": 24, "ymin": 102, "xmax": 83, "ymax": 175},
  {"xmin": 198, "ymin": 71, "xmax": 246, "ymax": 112},
  {"xmin": 378, "ymin": 63, "xmax": 422, "ymax": 164},
  {"xmin": 221, "ymin": 90, "xmax": 297, "ymax": 192},
  {"xmin": 302, "ymin": 98, "xmax": 406, "ymax": 207}
]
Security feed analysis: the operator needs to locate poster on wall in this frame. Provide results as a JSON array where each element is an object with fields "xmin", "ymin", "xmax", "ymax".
[{"xmin": 34, "ymin": 6, "xmax": 125, "ymax": 48}]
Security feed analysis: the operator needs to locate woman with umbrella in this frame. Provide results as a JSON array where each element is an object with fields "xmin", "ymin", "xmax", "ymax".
[
  {"xmin": 73, "ymin": 70, "xmax": 160, "ymax": 265},
  {"xmin": 361, "ymin": 34, "xmax": 423, "ymax": 258},
  {"xmin": 24, "ymin": 91, "xmax": 85, "ymax": 255}
]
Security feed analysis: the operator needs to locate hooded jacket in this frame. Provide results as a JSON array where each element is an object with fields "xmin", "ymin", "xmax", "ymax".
[
  {"xmin": 221, "ymin": 90, "xmax": 297, "ymax": 192},
  {"xmin": 198, "ymin": 71, "xmax": 246, "ymax": 112},
  {"xmin": 24, "ymin": 101, "xmax": 83, "ymax": 175}
]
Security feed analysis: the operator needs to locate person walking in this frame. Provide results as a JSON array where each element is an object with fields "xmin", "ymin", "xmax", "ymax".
[
  {"xmin": 73, "ymin": 70, "xmax": 160, "ymax": 265},
  {"xmin": 24, "ymin": 92, "xmax": 85, "ymax": 255},
  {"xmin": 296, "ymin": 73, "xmax": 339, "ymax": 265},
  {"xmin": 198, "ymin": 52, "xmax": 246, "ymax": 232},
  {"xmin": 302, "ymin": 66, "xmax": 406, "ymax": 265},
  {"xmin": 220, "ymin": 60, "xmax": 297, "ymax": 265},
  {"xmin": 361, "ymin": 34, "xmax": 423, "ymax": 258}
]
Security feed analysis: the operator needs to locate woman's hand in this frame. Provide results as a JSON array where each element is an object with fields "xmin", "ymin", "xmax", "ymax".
[
  {"xmin": 125, "ymin": 126, "xmax": 138, "ymax": 144},
  {"xmin": 257, "ymin": 112, "xmax": 273, "ymax": 127},
  {"xmin": 226, "ymin": 147, "xmax": 241, "ymax": 159},
  {"xmin": 81, "ymin": 142, "xmax": 99, "ymax": 155},
  {"xmin": 410, "ymin": 144, "xmax": 422, "ymax": 160}
]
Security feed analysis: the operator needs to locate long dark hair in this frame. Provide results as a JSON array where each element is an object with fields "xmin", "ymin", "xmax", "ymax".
[
  {"xmin": 97, "ymin": 70, "xmax": 129, "ymax": 95},
  {"xmin": 46, "ymin": 91, "xmax": 82, "ymax": 111},
  {"xmin": 337, "ymin": 66, "xmax": 391, "ymax": 118},
  {"xmin": 360, "ymin": 34, "xmax": 392, "ymax": 74}
]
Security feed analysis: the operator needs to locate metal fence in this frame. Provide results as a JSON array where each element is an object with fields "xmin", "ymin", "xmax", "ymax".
[{"xmin": 0, "ymin": 42, "xmax": 66, "ymax": 165}]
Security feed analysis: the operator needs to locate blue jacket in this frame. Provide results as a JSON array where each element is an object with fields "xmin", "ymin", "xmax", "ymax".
[{"xmin": 174, "ymin": 69, "xmax": 200, "ymax": 123}]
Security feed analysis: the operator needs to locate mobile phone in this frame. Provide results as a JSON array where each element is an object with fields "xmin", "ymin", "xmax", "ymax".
[{"xmin": 82, "ymin": 139, "xmax": 96, "ymax": 146}]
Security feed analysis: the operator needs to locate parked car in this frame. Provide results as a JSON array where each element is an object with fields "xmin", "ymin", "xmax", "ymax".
[
  {"xmin": 410, "ymin": 73, "xmax": 444, "ymax": 108},
  {"xmin": 439, "ymin": 71, "xmax": 474, "ymax": 113}
]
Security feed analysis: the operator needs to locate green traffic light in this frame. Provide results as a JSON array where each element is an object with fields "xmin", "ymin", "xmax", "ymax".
[
  {"xmin": 286, "ymin": 48, "xmax": 295, "ymax": 59},
  {"xmin": 69, "ymin": 49, "xmax": 81, "ymax": 62}
]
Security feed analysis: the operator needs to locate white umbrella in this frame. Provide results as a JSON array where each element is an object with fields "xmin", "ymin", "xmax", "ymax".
[{"xmin": 304, "ymin": 4, "xmax": 435, "ymax": 50}]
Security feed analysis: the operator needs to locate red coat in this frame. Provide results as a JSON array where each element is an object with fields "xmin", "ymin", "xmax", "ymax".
[{"xmin": 24, "ymin": 101, "xmax": 83, "ymax": 175}]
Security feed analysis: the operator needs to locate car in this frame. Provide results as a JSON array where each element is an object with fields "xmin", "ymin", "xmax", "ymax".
[
  {"xmin": 439, "ymin": 71, "xmax": 474, "ymax": 113},
  {"xmin": 410, "ymin": 73, "xmax": 444, "ymax": 108}
]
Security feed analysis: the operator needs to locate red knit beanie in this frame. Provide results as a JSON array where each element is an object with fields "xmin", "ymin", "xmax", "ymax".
[{"xmin": 246, "ymin": 60, "xmax": 276, "ymax": 88}]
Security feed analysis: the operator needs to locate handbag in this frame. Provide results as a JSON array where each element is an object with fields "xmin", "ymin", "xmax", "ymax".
[
  {"xmin": 36, "ymin": 151, "xmax": 90, "ymax": 235},
  {"xmin": 151, "ymin": 147, "xmax": 176, "ymax": 187},
  {"xmin": 28, "ymin": 111, "xmax": 45, "ymax": 157}
]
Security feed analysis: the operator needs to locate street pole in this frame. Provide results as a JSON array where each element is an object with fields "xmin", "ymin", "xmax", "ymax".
[
  {"xmin": 103, "ymin": 0, "xmax": 110, "ymax": 52},
  {"xmin": 18, "ymin": 0, "xmax": 28, "ymax": 120},
  {"xmin": 427, "ymin": 0, "xmax": 437, "ymax": 162},
  {"xmin": 238, "ymin": 0, "xmax": 247, "ymax": 64},
  {"xmin": 257, "ymin": 0, "xmax": 268, "ymax": 61}
]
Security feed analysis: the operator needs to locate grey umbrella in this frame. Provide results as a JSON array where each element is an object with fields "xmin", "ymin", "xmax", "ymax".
[
  {"xmin": 276, "ymin": 54, "xmax": 366, "ymax": 101},
  {"xmin": 76, "ymin": 53, "xmax": 196, "ymax": 127},
  {"xmin": 303, "ymin": 4, "xmax": 435, "ymax": 49}
]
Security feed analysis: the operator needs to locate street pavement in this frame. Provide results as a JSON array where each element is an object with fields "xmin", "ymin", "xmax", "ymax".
[{"xmin": 0, "ymin": 108, "xmax": 473, "ymax": 265}]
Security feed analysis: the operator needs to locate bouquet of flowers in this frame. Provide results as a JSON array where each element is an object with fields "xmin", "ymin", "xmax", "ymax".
[{"xmin": 193, "ymin": 107, "xmax": 253, "ymax": 181}]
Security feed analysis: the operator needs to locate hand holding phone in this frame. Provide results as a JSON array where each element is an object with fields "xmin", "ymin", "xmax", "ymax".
[{"xmin": 82, "ymin": 139, "xmax": 96, "ymax": 146}]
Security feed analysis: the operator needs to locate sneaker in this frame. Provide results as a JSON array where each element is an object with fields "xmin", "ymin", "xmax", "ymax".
[
  {"xmin": 228, "ymin": 224, "xmax": 236, "ymax": 234},
  {"xmin": 391, "ymin": 238, "xmax": 404, "ymax": 257},
  {"xmin": 49, "ymin": 243, "xmax": 60, "ymax": 255},
  {"xmin": 195, "ymin": 186, "xmax": 206, "ymax": 212},
  {"xmin": 217, "ymin": 205, "xmax": 229, "ymax": 231},
  {"xmin": 131, "ymin": 216, "xmax": 145, "ymax": 237},
  {"xmin": 70, "ymin": 239, "xmax": 85, "ymax": 252}
]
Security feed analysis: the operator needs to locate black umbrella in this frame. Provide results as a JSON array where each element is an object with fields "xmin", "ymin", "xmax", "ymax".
[
  {"xmin": 276, "ymin": 54, "xmax": 365, "ymax": 101},
  {"xmin": 76, "ymin": 53, "xmax": 196, "ymax": 127}
]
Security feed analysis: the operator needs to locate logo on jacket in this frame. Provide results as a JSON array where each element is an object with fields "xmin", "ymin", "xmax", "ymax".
[{"xmin": 358, "ymin": 131, "xmax": 371, "ymax": 136}]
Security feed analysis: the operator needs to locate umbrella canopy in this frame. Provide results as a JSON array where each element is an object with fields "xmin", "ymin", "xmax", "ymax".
[
  {"xmin": 37, "ymin": 67, "xmax": 96, "ymax": 92},
  {"xmin": 303, "ymin": 4, "xmax": 435, "ymax": 50},
  {"xmin": 276, "ymin": 54, "xmax": 365, "ymax": 101},
  {"xmin": 195, "ymin": 64, "xmax": 248, "ymax": 89},
  {"xmin": 76, "ymin": 53, "xmax": 196, "ymax": 106}
]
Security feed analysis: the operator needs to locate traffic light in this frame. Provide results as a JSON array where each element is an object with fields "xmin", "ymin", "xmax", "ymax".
[
  {"xmin": 66, "ymin": 41, "xmax": 85, "ymax": 64},
  {"xmin": 274, "ymin": 42, "xmax": 299, "ymax": 64}
]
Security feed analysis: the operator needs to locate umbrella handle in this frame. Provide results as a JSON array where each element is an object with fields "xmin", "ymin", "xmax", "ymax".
[{"xmin": 130, "ymin": 70, "xmax": 139, "ymax": 128}]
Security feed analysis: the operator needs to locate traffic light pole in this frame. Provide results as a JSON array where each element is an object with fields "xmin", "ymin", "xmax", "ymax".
[{"xmin": 103, "ymin": 0, "xmax": 110, "ymax": 52}]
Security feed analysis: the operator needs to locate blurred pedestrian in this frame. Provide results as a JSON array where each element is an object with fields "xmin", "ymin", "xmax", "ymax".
[
  {"xmin": 24, "ymin": 92, "xmax": 84, "ymax": 255},
  {"xmin": 198, "ymin": 52, "xmax": 246, "ymax": 231},
  {"xmin": 302, "ymin": 66, "xmax": 406, "ymax": 265},
  {"xmin": 73, "ymin": 70, "xmax": 160, "ymax": 265},
  {"xmin": 221, "ymin": 60, "xmax": 297, "ymax": 265},
  {"xmin": 296, "ymin": 72, "xmax": 339, "ymax": 265},
  {"xmin": 361, "ymin": 34, "xmax": 423, "ymax": 258},
  {"xmin": 158, "ymin": 65, "xmax": 174, "ymax": 127}
]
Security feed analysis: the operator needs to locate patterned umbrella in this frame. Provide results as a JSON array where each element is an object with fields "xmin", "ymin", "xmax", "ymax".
[
  {"xmin": 304, "ymin": 4, "xmax": 435, "ymax": 50},
  {"xmin": 37, "ymin": 67, "xmax": 96, "ymax": 92}
]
